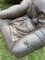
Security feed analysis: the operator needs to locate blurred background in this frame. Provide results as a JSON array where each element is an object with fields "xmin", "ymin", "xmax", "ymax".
[{"xmin": 0, "ymin": 0, "xmax": 45, "ymax": 60}]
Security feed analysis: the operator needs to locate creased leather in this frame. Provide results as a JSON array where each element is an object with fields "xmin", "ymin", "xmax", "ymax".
[{"xmin": 0, "ymin": 0, "xmax": 45, "ymax": 58}]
